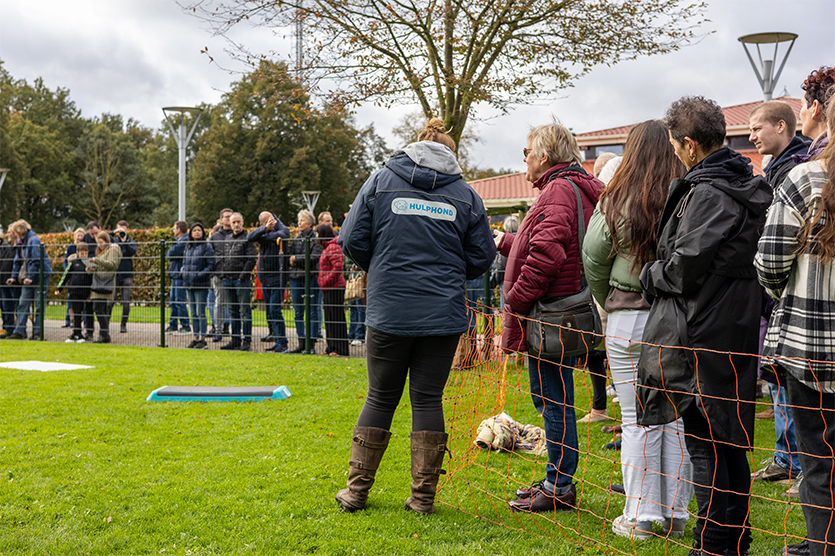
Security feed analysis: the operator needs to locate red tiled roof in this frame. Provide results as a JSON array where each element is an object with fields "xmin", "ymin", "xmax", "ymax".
[
  {"xmin": 575, "ymin": 96, "xmax": 803, "ymax": 142},
  {"xmin": 469, "ymin": 172, "xmax": 538, "ymax": 209},
  {"xmin": 473, "ymin": 98, "xmax": 785, "ymax": 207}
]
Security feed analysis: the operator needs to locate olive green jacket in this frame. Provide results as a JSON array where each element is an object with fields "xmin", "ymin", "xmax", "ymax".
[
  {"xmin": 581, "ymin": 202, "xmax": 643, "ymax": 308},
  {"xmin": 90, "ymin": 244, "xmax": 122, "ymax": 301}
]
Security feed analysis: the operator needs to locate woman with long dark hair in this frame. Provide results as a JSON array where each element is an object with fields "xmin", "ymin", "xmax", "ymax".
[
  {"xmin": 756, "ymin": 98, "xmax": 835, "ymax": 556},
  {"xmin": 317, "ymin": 223, "xmax": 349, "ymax": 357},
  {"xmin": 335, "ymin": 118, "xmax": 495, "ymax": 514},
  {"xmin": 637, "ymin": 97, "xmax": 772, "ymax": 556},
  {"xmin": 583, "ymin": 120, "xmax": 692, "ymax": 540}
]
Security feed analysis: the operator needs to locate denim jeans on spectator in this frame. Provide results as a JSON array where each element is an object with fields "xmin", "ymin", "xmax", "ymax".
[
  {"xmin": 348, "ymin": 299, "xmax": 366, "ymax": 340},
  {"xmin": 1, "ymin": 286, "xmax": 16, "ymax": 333},
  {"xmin": 528, "ymin": 355, "xmax": 579, "ymax": 490},
  {"xmin": 289, "ymin": 277, "xmax": 322, "ymax": 341},
  {"xmin": 769, "ymin": 382, "xmax": 801, "ymax": 474},
  {"xmin": 223, "ymin": 278, "xmax": 252, "ymax": 343},
  {"xmin": 264, "ymin": 284, "xmax": 287, "ymax": 349},
  {"xmin": 465, "ymin": 276, "xmax": 483, "ymax": 339},
  {"xmin": 185, "ymin": 289, "xmax": 209, "ymax": 339},
  {"xmin": 13, "ymin": 285, "xmax": 42, "ymax": 336},
  {"xmin": 169, "ymin": 279, "xmax": 189, "ymax": 328}
]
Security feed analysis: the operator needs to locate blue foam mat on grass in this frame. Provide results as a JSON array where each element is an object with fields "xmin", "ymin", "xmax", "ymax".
[{"xmin": 147, "ymin": 385, "xmax": 292, "ymax": 402}]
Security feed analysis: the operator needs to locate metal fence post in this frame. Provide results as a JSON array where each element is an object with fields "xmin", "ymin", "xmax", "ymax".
[
  {"xmin": 159, "ymin": 240, "xmax": 166, "ymax": 348},
  {"xmin": 38, "ymin": 244, "xmax": 46, "ymax": 341},
  {"xmin": 303, "ymin": 238, "xmax": 311, "ymax": 354}
]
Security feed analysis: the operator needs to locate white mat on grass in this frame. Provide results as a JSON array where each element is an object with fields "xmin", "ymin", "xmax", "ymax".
[{"xmin": 0, "ymin": 361, "xmax": 94, "ymax": 372}]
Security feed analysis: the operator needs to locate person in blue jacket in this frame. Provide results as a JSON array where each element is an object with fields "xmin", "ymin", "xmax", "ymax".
[
  {"xmin": 6, "ymin": 219, "xmax": 53, "ymax": 340},
  {"xmin": 182, "ymin": 222, "xmax": 215, "ymax": 349},
  {"xmin": 335, "ymin": 118, "xmax": 496, "ymax": 515},
  {"xmin": 248, "ymin": 211, "xmax": 290, "ymax": 353}
]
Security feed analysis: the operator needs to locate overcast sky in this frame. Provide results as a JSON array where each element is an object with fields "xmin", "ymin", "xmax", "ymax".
[{"xmin": 1, "ymin": 0, "xmax": 833, "ymax": 173}]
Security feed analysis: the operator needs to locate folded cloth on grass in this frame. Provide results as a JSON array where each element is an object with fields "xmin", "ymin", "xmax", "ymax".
[{"xmin": 474, "ymin": 412, "xmax": 547, "ymax": 456}]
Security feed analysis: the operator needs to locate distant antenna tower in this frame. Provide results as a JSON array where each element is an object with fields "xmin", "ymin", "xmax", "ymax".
[
  {"xmin": 738, "ymin": 32, "xmax": 798, "ymax": 101},
  {"xmin": 295, "ymin": 4, "xmax": 304, "ymax": 80}
]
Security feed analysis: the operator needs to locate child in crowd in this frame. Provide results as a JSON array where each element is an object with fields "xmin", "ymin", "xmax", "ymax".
[{"xmin": 55, "ymin": 242, "xmax": 93, "ymax": 342}]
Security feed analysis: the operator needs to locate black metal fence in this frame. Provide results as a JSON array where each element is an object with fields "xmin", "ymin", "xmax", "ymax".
[{"xmin": 1, "ymin": 239, "xmax": 495, "ymax": 357}]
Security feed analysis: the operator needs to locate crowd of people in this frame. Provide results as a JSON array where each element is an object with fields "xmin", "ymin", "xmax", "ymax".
[
  {"xmin": 0, "ymin": 210, "xmax": 368, "ymax": 353},
  {"xmin": 1, "ymin": 64, "xmax": 834, "ymax": 556},
  {"xmin": 334, "ymin": 67, "xmax": 835, "ymax": 556},
  {"xmin": 161, "ymin": 208, "xmax": 367, "ymax": 353}
]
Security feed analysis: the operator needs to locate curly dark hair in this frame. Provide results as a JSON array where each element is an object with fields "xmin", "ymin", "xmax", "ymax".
[
  {"xmin": 664, "ymin": 96, "xmax": 726, "ymax": 151},
  {"xmin": 801, "ymin": 66, "xmax": 835, "ymax": 108}
]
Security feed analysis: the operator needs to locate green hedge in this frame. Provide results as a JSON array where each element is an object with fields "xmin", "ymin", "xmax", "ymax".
[{"xmin": 38, "ymin": 226, "xmax": 313, "ymax": 303}]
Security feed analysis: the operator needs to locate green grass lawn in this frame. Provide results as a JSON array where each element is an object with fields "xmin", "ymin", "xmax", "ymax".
[{"xmin": 0, "ymin": 343, "xmax": 806, "ymax": 555}]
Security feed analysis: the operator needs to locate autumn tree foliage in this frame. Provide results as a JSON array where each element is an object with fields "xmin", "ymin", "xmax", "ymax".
[{"xmin": 187, "ymin": 0, "xmax": 706, "ymax": 144}]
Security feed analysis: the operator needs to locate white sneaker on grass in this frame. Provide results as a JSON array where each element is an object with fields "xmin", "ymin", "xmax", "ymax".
[{"xmin": 612, "ymin": 515, "xmax": 653, "ymax": 540}]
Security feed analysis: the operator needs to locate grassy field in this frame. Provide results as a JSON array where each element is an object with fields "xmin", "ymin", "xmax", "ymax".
[{"xmin": 0, "ymin": 342, "xmax": 806, "ymax": 555}]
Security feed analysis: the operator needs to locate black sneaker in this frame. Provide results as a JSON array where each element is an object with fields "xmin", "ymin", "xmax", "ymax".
[
  {"xmin": 120, "ymin": 324, "xmax": 128, "ymax": 334},
  {"xmin": 238, "ymin": 341, "xmax": 251, "ymax": 352},
  {"xmin": 261, "ymin": 334, "xmax": 275, "ymax": 343},
  {"xmin": 165, "ymin": 325, "xmax": 178, "ymax": 333},
  {"xmin": 195, "ymin": 340, "xmax": 208, "ymax": 350},
  {"xmin": 220, "ymin": 341, "xmax": 241, "ymax": 351},
  {"xmin": 186, "ymin": 339, "xmax": 199, "ymax": 349},
  {"xmin": 83, "ymin": 332, "xmax": 94, "ymax": 341}
]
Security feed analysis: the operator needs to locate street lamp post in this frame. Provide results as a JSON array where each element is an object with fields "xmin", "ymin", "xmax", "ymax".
[
  {"xmin": 0, "ymin": 168, "xmax": 8, "ymax": 195},
  {"xmin": 163, "ymin": 106, "xmax": 203, "ymax": 221},
  {"xmin": 738, "ymin": 32, "xmax": 798, "ymax": 101}
]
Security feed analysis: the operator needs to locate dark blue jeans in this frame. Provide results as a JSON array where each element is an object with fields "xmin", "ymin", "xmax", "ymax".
[
  {"xmin": 264, "ymin": 283, "xmax": 287, "ymax": 349},
  {"xmin": 223, "ymin": 278, "xmax": 252, "ymax": 343},
  {"xmin": 528, "ymin": 355, "xmax": 579, "ymax": 489},
  {"xmin": 465, "ymin": 276, "xmax": 484, "ymax": 339},
  {"xmin": 289, "ymin": 277, "xmax": 322, "ymax": 340},
  {"xmin": 169, "ymin": 279, "xmax": 189, "ymax": 328},
  {"xmin": 769, "ymin": 382, "xmax": 801, "ymax": 474},
  {"xmin": 1, "ymin": 286, "xmax": 16, "ymax": 333},
  {"xmin": 348, "ymin": 299, "xmax": 366, "ymax": 340},
  {"xmin": 13, "ymin": 285, "xmax": 41, "ymax": 336}
]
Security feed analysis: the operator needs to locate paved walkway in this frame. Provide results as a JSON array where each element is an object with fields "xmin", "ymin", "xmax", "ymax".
[{"xmin": 27, "ymin": 319, "xmax": 368, "ymax": 357}]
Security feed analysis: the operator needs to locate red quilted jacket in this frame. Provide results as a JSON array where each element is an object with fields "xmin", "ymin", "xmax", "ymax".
[
  {"xmin": 318, "ymin": 237, "xmax": 346, "ymax": 291},
  {"xmin": 499, "ymin": 163, "xmax": 603, "ymax": 352}
]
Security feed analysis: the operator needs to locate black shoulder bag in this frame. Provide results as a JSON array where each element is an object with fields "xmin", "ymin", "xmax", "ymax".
[{"xmin": 525, "ymin": 178, "xmax": 603, "ymax": 359}]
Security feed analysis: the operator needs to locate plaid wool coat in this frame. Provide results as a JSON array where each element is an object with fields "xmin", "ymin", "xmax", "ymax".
[{"xmin": 755, "ymin": 159, "xmax": 835, "ymax": 394}]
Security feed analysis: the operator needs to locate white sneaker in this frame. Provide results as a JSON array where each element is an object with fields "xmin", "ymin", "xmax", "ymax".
[
  {"xmin": 350, "ymin": 339, "xmax": 364, "ymax": 346},
  {"xmin": 612, "ymin": 515, "xmax": 653, "ymax": 540}
]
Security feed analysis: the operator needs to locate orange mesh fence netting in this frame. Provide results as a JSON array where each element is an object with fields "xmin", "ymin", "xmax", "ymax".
[{"xmin": 440, "ymin": 303, "xmax": 833, "ymax": 556}]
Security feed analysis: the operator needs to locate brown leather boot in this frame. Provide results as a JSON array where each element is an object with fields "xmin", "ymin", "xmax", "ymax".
[
  {"xmin": 404, "ymin": 430, "xmax": 448, "ymax": 515},
  {"xmin": 335, "ymin": 426, "xmax": 391, "ymax": 512}
]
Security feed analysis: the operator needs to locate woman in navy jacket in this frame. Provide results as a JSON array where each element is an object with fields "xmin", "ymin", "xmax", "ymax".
[
  {"xmin": 335, "ymin": 118, "xmax": 495, "ymax": 515},
  {"xmin": 182, "ymin": 222, "xmax": 215, "ymax": 349}
]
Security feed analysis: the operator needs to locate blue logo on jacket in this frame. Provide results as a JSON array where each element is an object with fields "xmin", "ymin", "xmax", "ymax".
[{"xmin": 391, "ymin": 197, "xmax": 456, "ymax": 221}]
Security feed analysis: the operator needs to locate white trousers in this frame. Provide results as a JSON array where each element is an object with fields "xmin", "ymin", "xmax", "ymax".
[{"xmin": 607, "ymin": 309, "xmax": 693, "ymax": 522}]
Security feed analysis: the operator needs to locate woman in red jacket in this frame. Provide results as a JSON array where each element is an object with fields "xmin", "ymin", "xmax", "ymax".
[
  {"xmin": 317, "ymin": 223, "xmax": 349, "ymax": 356},
  {"xmin": 494, "ymin": 122, "xmax": 604, "ymax": 513}
]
